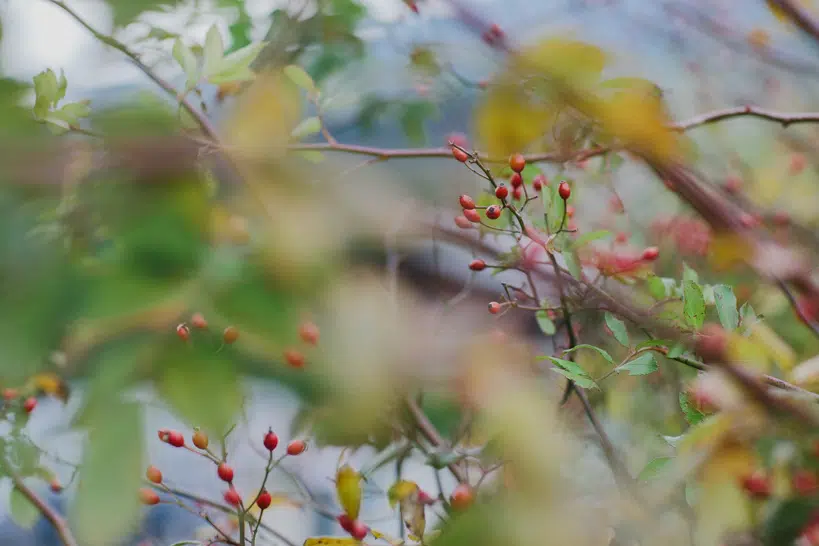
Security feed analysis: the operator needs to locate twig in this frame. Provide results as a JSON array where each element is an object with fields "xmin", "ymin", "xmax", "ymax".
[
  {"xmin": 765, "ymin": 0, "xmax": 819, "ymax": 46},
  {"xmin": 404, "ymin": 397, "xmax": 467, "ymax": 483},
  {"xmin": 0, "ymin": 458, "xmax": 78, "ymax": 546},
  {"xmin": 777, "ymin": 279, "xmax": 819, "ymax": 339},
  {"xmin": 671, "ymin": 105, "xmax": 819, "ymax": 131}
]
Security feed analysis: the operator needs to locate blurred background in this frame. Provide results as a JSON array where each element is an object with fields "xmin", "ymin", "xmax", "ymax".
[{"xmin": 1, "ymin": 0, "xmax": 819, "ymax": 544}]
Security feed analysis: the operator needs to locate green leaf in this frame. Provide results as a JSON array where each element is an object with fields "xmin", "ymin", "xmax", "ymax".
[
  {"xmin": 107, "ymin": 0, "xmax": 183, "ymax": 27},
  {"xmin": 542, "ymin": 356, "xmax": 588, "ymax": 377},
  {"xmin": 682, "ymin": 280, "xmax": 705, "ymax": 330},
  {"xmin": 9, "ymin": 485, "xmax": 40, "ymax": 529},
  {"xmin": 562, "ymin": 344, "xmax": 615, "ymax": 366},
  {"xmin": 551, "ymin": 368, "xmax": 599, "ymax": 389},
  {"xmin": 32, "ymin": 69, "xmax": 59, "ymax": 119},
  {"xmin": 535, "ymin": 310, "xmax": 556, "ymax": 335},
  {"xmin": 713, "ymin": 284, "xmax": 738, "ymax": 331},
  {"xmin": 604, "ymin": 311, "xmax": 629, "ymax": 346},
  {"xmin": 173, "ymin": 38, "xmax": 199, "ymax": 89},
  {"xmin": 620, "ymin": 352, "xmax": 658, "ymax": 376},
  {"xmin": 762, "ymin": 497, "xmax": 819, "ymax": 546},
  {"xmin": 209, "ymin": 41, "xmax": 266, "ymax": 84},
  {"xmin": 290, "ymin": 116, "xmax": 322, "ymax": 139},
  {"xmin": 71, "ymin": 401, "xmax": 144, "ymax": 546},
  {"xmin": 156, "ymin": 338, "xmax": 244, "ymax": 437},
  {"xmin": 635, "ymin": 339, "xmax": 673, "ymax": 350},
  {"xmin": 646, "ymin": 275, "xmax": 667, "ymax": 300},
  {"xmin": 667, "ymin": 343, "xmax": 686, "ymax": 359},
  {"xmin": 563, "ymin": 249, "xmax": 582, "ymax": 280},
  {"xmin": 202, "ymin": 25, "xmax": 225, "ymax": 78},
  {"xmin": 400, "ymin": 100, "xmax": 437, "ymax": 145},
  {"xmin": 572, "ymin": 230, "xmax": 611, "ymax": 248},
  {"xmin": 547, "ymin": 181, "xmax": 567, "ymax": 233},
  {"xmin": 637, "ymin": 457, "xmax": 672, "ymax": 481},
  {"xmin": 679, "ymin": 391, "xmax": 705, "ymax": 425},
  {"xmin": 739, "ymin": 302, "xmax": 760, "ymax": 336},
  {"xmin": 283, "ymin": 64, "xmax": 316, "ymax": 94},
  {"xmin": 682, "ymin": 262, "xmax": 698, "ymax": 284}
]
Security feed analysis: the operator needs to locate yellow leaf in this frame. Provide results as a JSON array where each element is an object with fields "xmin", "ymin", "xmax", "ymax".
[
  {"xmin": 747, "ymin": 321, "xmax": 796, "ymax": 372},
  {"xmin": 748, "ymin": 28, "xmax": 771, "ymax": 49},
  {"xmin": 26, "ymin": 373, "xmax": 70, "ymax": 402},
  {"xmin": 767, "ymin": 0, "xmax": 815, "ymax": 22},
  {"xmin": 515, "ymin": 37, "xmax": 608, "ymax": 84},
  {"xmin": 788, "ymin": 353, "xmax": 819, "ymax": 390},
  {"xmin": 336, "ymin": 465, "xmax": 363, "ymax": 520},
  {"xmin": 387, "ymin": 480, "xmax": 419, "ymax": 508},
  {"xmin": 475, "ymin": 83, "xmax": 556, "ymax": 158},
  {"xmin": 725, "ymin": 332, "xmax": 771, "ymax": 374},
  {"xmin": 399, "ymin": 493, "xmax": 425, "ymax": 539},
  {"xmin": 369, "ymin": 529, "xmax": 403, "ymax": 546},
  {"xmin": 225, "ymin": 70, "xmax": 301, "ymax": 157},
  {"xmin": 707, "ymin": 232, "xmax": 752, "ymax": 272},
  {"xmin": 677, "ymin": 414, "xmax": 735, "ymax": 455}
]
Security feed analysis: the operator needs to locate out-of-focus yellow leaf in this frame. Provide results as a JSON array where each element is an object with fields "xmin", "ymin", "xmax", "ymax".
[
  {"xmin": 400, "ymin": 492, "xmax": 426, "ymax": 539},
  {"xmin": 725, "ymin": 332, "xmax": 771, "ymax": 374},
  {"xmin": 475, "ymin": 83, "xmax": 556, "ymax": 158},
  {"xmin": 304, "ymin": 539, "xmax": 365, "ymax": 546},
  {"xmin": 708, "ymin": 233, "xmax": 752, "ymax": 272},
  {"xmin": 225, "ymin": 70, "xmax": 300, "ymax": 156},
  {"xmin": 369, "ymin": 529, "xmax": 403, "ymax": 546},
  {"xmin": 767, "ymin": 0, "xmax": 815, "ymax": 23},
  {"xmin": 514, "ymin": 37, "xmax": 608, "ymax": 84},
  {"xmin": 388, "ymin": 480, "xmax": 419, "ymax": 508},
  {"xmin": 26, "ymin": 372, "xmax": 70, "ymax": 402},
  {"xmin": 747, "ymin": 321, "xmax": 796, "ymax": 372},
  {"xmin": 336, "ymin": 465, "xmax": 363, "ymax": 520},
  {"xmin": 595, "ymin": 87, "xmax": 679, "ymax": 163},
  {"xmin": 677, "ymin": 414, "xmax": 735, "ymax": 455},
  {"xmin": 789, "ymin": 353, "xmax": 819, "ymax": 390}
]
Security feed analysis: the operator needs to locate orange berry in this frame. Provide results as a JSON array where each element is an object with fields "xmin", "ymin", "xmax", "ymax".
[
  {"xmin": 192, "ymin": 429, "xmax": 209, "ymax": 450},
  {"xmin": 176, "ymin": 323, "xmax": 190, "ymax": 341},
  {"xmin": 146, "ymin": 465, "xmax": 163, "ymax": 484},
  {"xmin": 463, "ymin": 209, "xmax": 481, "ymax": 223},
  {"xmin": 558, "ymin": 181, "xmax": 571, "ymax": 200},
  {"xmin": 450, "ymin": 484, "xmax": 474, "ymax": 510},
  {"xmin": 488, "ymin": 302, "xmax": 501, "ymax": 315},
  {"xmin": 459, "ymin": 195, "xmax": 476, "ymax": 210},
  {"xmin": 286, "ymin": 439, "xmax": 307, "ymax": 456},
  {"xmin": 454, "ymin": 215, "xmax": 473, "ymax": 229},
  {"xmin": 469, "ymin": 259, "xmax": 486, "ymax": 271},
  {"xmin": 452, "ymin": 147, "xmax": 469, "ymax": 163},
  {"xmin": 509, "ymin": 153, "xmax": 526, "ymax": 173},
  {"xmin": 284, "ymin": 348, "xmax": 305, "ymax": 368},
  {"xmin": 139, "ymin": 488, "xmax": 160, "ymax": 505},
  {"xmin": 485, "ymin": 205, "xmax": 501, "ymax": 220},
  {"xmin": 223, "ymin": 326, "xmax": 239, "ymax": 344},
  {"xmin": 299, "ymin": 321, "xmax": 320, "ymax": 345}
]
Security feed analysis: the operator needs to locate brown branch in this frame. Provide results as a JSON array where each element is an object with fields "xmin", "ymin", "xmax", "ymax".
[
  {"xmin": 671, "ymin": 105, "xmax": 819, "ymax": 131},
  {"xmin": 404, "ymin": 397, "xmax": 468, "ymax": 483},
  {"xmin": 0, "ymin": 459, "xmax": 78, "ymax": 546},
  {"xmin": 766, "ymin": 0, "xmax": 819, "ymax": 46}
]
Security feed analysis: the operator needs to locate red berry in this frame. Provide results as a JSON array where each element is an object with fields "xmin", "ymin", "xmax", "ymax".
[
  {"xmin": 797, "ymin": 296, "xmax": 819, "ymax": 323},
  {"xmin": 741, "ymin": 472, "xmax": 771, "ymax": 499},
  {"xmin": 489, "ymin": 23, "xmax": 504, "ymax": 38},
  {"xmin": 695, "ymin": 324, "xmax": 729, "ymax": 363},
  {"xmin": 418, "ymin": 490, "xmax": 435, "ymax": 505},
  {"xmin": 641, "ymin": 247, "xmax": 659, "ymax": 261},
  {"xmin": 724, "ymin": 176, "xmax": 742, "ymax": 194},
  {"xmin": 167, "ymin": 430, "xmax": 185, "ymax": 447},
  {"xmin": 447, "ymin": 132, "xmax": 469, "ymax": 149},
  {"xmin": 495, "ymin": 184, "xmax": 508, "ymax": 199},
  {"xmin": 408, "ymin": 1, "xmax": 419, "ymax": 13},
  {"xmin": 450, "ymin": 484, "xmax": 474, "ymax": 510},
  {"xmin": 50, "ymin": 479, "xmax": 62, "ymax": 493},
  {"xmin": 488, "ymin": 302, "xmax": 501, "ymax": 315},
  {"xmin": 223, "ymin": 326, "xmax": 239, "ymax": 344},
  {"xmin": 454, "ymin": 215, "xmax": 473, "ymax": 229},
  {"xmin": 452, "ymin": 147, "xmax": 469, "ymax": 163},
  {"xmin": 176, "ymin": 323, "xmax": 190, "ymax": 341},
  {"xmin": 459, "ymin": 195, "xmax": 476, "ymax": 210},
  {"xmin": 263, "ymin": 430, "xmax": 279, "ymax": 451},
  {"xmin": 566, "ymin": 205, "xmax": 575, "ymax": 218},
  {"xmin": 22, "ymin": 397, "xmax": 36, "ymax": 414},
  {"xmin": 512, "ymin": 186, "xmax": 522, "ymax": 201},
  {"xmin": 3, "ymin": 388, "xmax": 18, "ymax": 401},
  {"xmin": 338, "ymin": 514, "xmax": 354, "ymax": 532},
  {"xmin": 224, "ymin": 488, "xmax": 241, "ymax": 506},
  {"xmin": 284, "ymin": 348, "xmax": 305, "ymax": 368},
  {"xmin": 217, "ymin": 462, "xmax": 234, "ymax": 483},
  {"xmin": 485, "ymin": 205, "xmax": 501, "ymax": 220},
  {"xmin": 463, "ymin": 209, "xmax": 481, "ymax": 223},
  {"xmin": 558, "ymin": 181, "xmax": 571, "ymax": 200},
  {"xmin": 256, "ymin": 489, "xmax": 272, "ymax": 510},
  {"xmin": 299, "ymin": 321, "xmax": 320, "ymax": 345},
  {"xmin": 350, "ymin": 520, "xmax": 369, "ymax": 541},
  {"xmin": 615, "ymin": 232, "xmax": 628, "ymax": 244},
  {"xmin": 532, "ymin": 174, "xmax": 546, "ymax": 191},
  {"xmin": 469, "ymin": 259, "xmax": 486, "ymax": 271},
  {"xmin": 157, "ymin": 428, "xmax": 169, "ymax": 442},
  {"xmin": 509, "ymin": 173, "xmax": 523, "ymax": 188},
  {"xmin": 286, "ymin": 439, "xmax": 307, "ymax": 456},
  {"xmin": 793, "ymin": 470, "xmax": 818, "ymax": 495},
  {"xmin": 139, "ymin": 488, "xmax": 161, "ymax": 505},
  {"xmin": 146, "ymin": 465, "xmax": 163, "ymax": 484},
  {"xmin": 191, "ymin": 313, "xmax": 207, "ymax": 329},
  {"xmin": 790, "ymin": 153, "xmax": 806, "ymax": 175},
  {"xmin": 509, "ymin": 153, "xmax": 526, "ymax": 173},
  {"xmin": 192, "ymin": 430, "xmax": 209, "ymax": 450}
]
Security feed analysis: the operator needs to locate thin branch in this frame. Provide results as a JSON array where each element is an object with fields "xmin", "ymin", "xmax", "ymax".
[
  {"xmin": 404, "ymin": 397, "xmax": 468, "ymax": 483},
  {"xmin": 0, "ymin": 458, "xmax": 78, "ymax": 546},
  {"xmin": 766, "ymin": 0, "xmax": 819, "ymax": 46},
  {"xmin": 671, "ymin": 105, "xmax": 819, "ymax": 131},
  {"xmin": 777, "ymin": 279, "xmax": 819, "ymax": 339}
]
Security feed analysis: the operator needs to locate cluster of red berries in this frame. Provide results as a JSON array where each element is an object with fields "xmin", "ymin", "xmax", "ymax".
[
  {"xmin": 142, "ymin": 427, "xmax": 308, "ymax": 507},
  {"xmin": 283, "ymin": 320, "xmax": 320, "ymax": 369},
  {"xmin": 176, "ymin": 312, "xmax": 238, "ymax": 345},
  {"xmin": 481, "ymin": 23, "xmax": 504, "ymax": 46},
  {"xmin": 741, "ymin": 467, "xmax": 819, "ymax": 500},
  {"xmin": 2, "ymin": 388, "xmax": 38, "ymax": 415}
]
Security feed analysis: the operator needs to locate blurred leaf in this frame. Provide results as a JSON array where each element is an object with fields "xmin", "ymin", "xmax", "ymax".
[
  {"xmin": 682, "ymin": 281, "xmax": 705, "ymax": 330},
  {"xmin": 517, "ymin": 37, "xmax": 608, "ymax": 84},
  {"xmin": 635, "ymin": 339, "xmax": 672, "ymax": 350},
  {"xmin": 762, "ymin": 497, "xmax": 819, "ymax": 546},
  {"xmin": 646, "ymin": 275, "xmax": 667, "ymax": 300},
  {"xmin": 173, "ymin": 38, "xmax": 199, "ymax": 89},
  {"xmin": 336, "ymin": 465, "xmax": 363, "ymax": 520},
  {"xmin": 679, "ymin": 391, "xmax": 705, "ymax": 425},
  {"xmin": 547, "ymin": 182, "xmax": 567, "ymax": 233},
  {"xmin": 739, "ymin": 302, "xmax": 759, "ymax": 335},
  {"xmin": 32, "ymin": 69, "xmax": 60, "ymax": 119},
  {"xmin": 426, "ymin": 451, "xmax": 466, "ymax": 470},
  {"xmin": 562, "ymin": 344, "xmax": 614, "ymax": 366},
  {"xmin": 620, "ymin": 352, "xmax": 658, "ymax": 376},
  {"xmin": 304, "ymin": 539, "xmax": 361, "ymax": 546},
  {"xmin": 388, "ymin": 480, "xmax": 419, "ymax": 508},
  {"xmin": 535, "ymin": 310, "xmax": 556, "ymax": 335},
  {"xmin": 156, "ymin": 337, "xmax": 244, "ymax": 436},
  {"xmin": 604, "ymin": 311, "xmax": 629, "ymax": 346},
  {"xmin": 106, "ymin": 0, "xmax": 183, "ymax": 26},
  {"xmin": 713, "ymin": 285, "xmax": 738, "ymax": 331},
  {"xmin": 8, "ymin": 486, "xmax": 40, "ymax": 529},
  {"xmin": 667, "ymin": 343, "xmax": 686, "ymax": 359},
  {"xmin": 563, "ymin": 249, "xmax": 582, "ymax": 280},
  {"xmin": 291, "ymin": 116, "xmax": 322, "ymax": 140},
  {"xmin": 202, "ymin": 25, "xmax": 225, "ymax": 79},
  {"xmin": 72, "ymin": 401, "xmax": 143, "ymax": 546},
  {"xmin": 637, "ymin": 457, "xmax": 673, "ymax": 481},
  {"xmin": 572, "ymin": 230, "xmax": 611, "ymax": 248},
  {"xmin": 209, "ymin": 41, "xmax": 267, "ymax": 84},
  {"xmin": 682, "ymin": 262, "xmax": 699, "ymax": 284},
  {"xmin": 284, "ymin": 65, "xmax": 317, "ymax": 94},
  {"xmin": 400, "ymin": 100, "xmax": 437, "ymax": 145}
]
